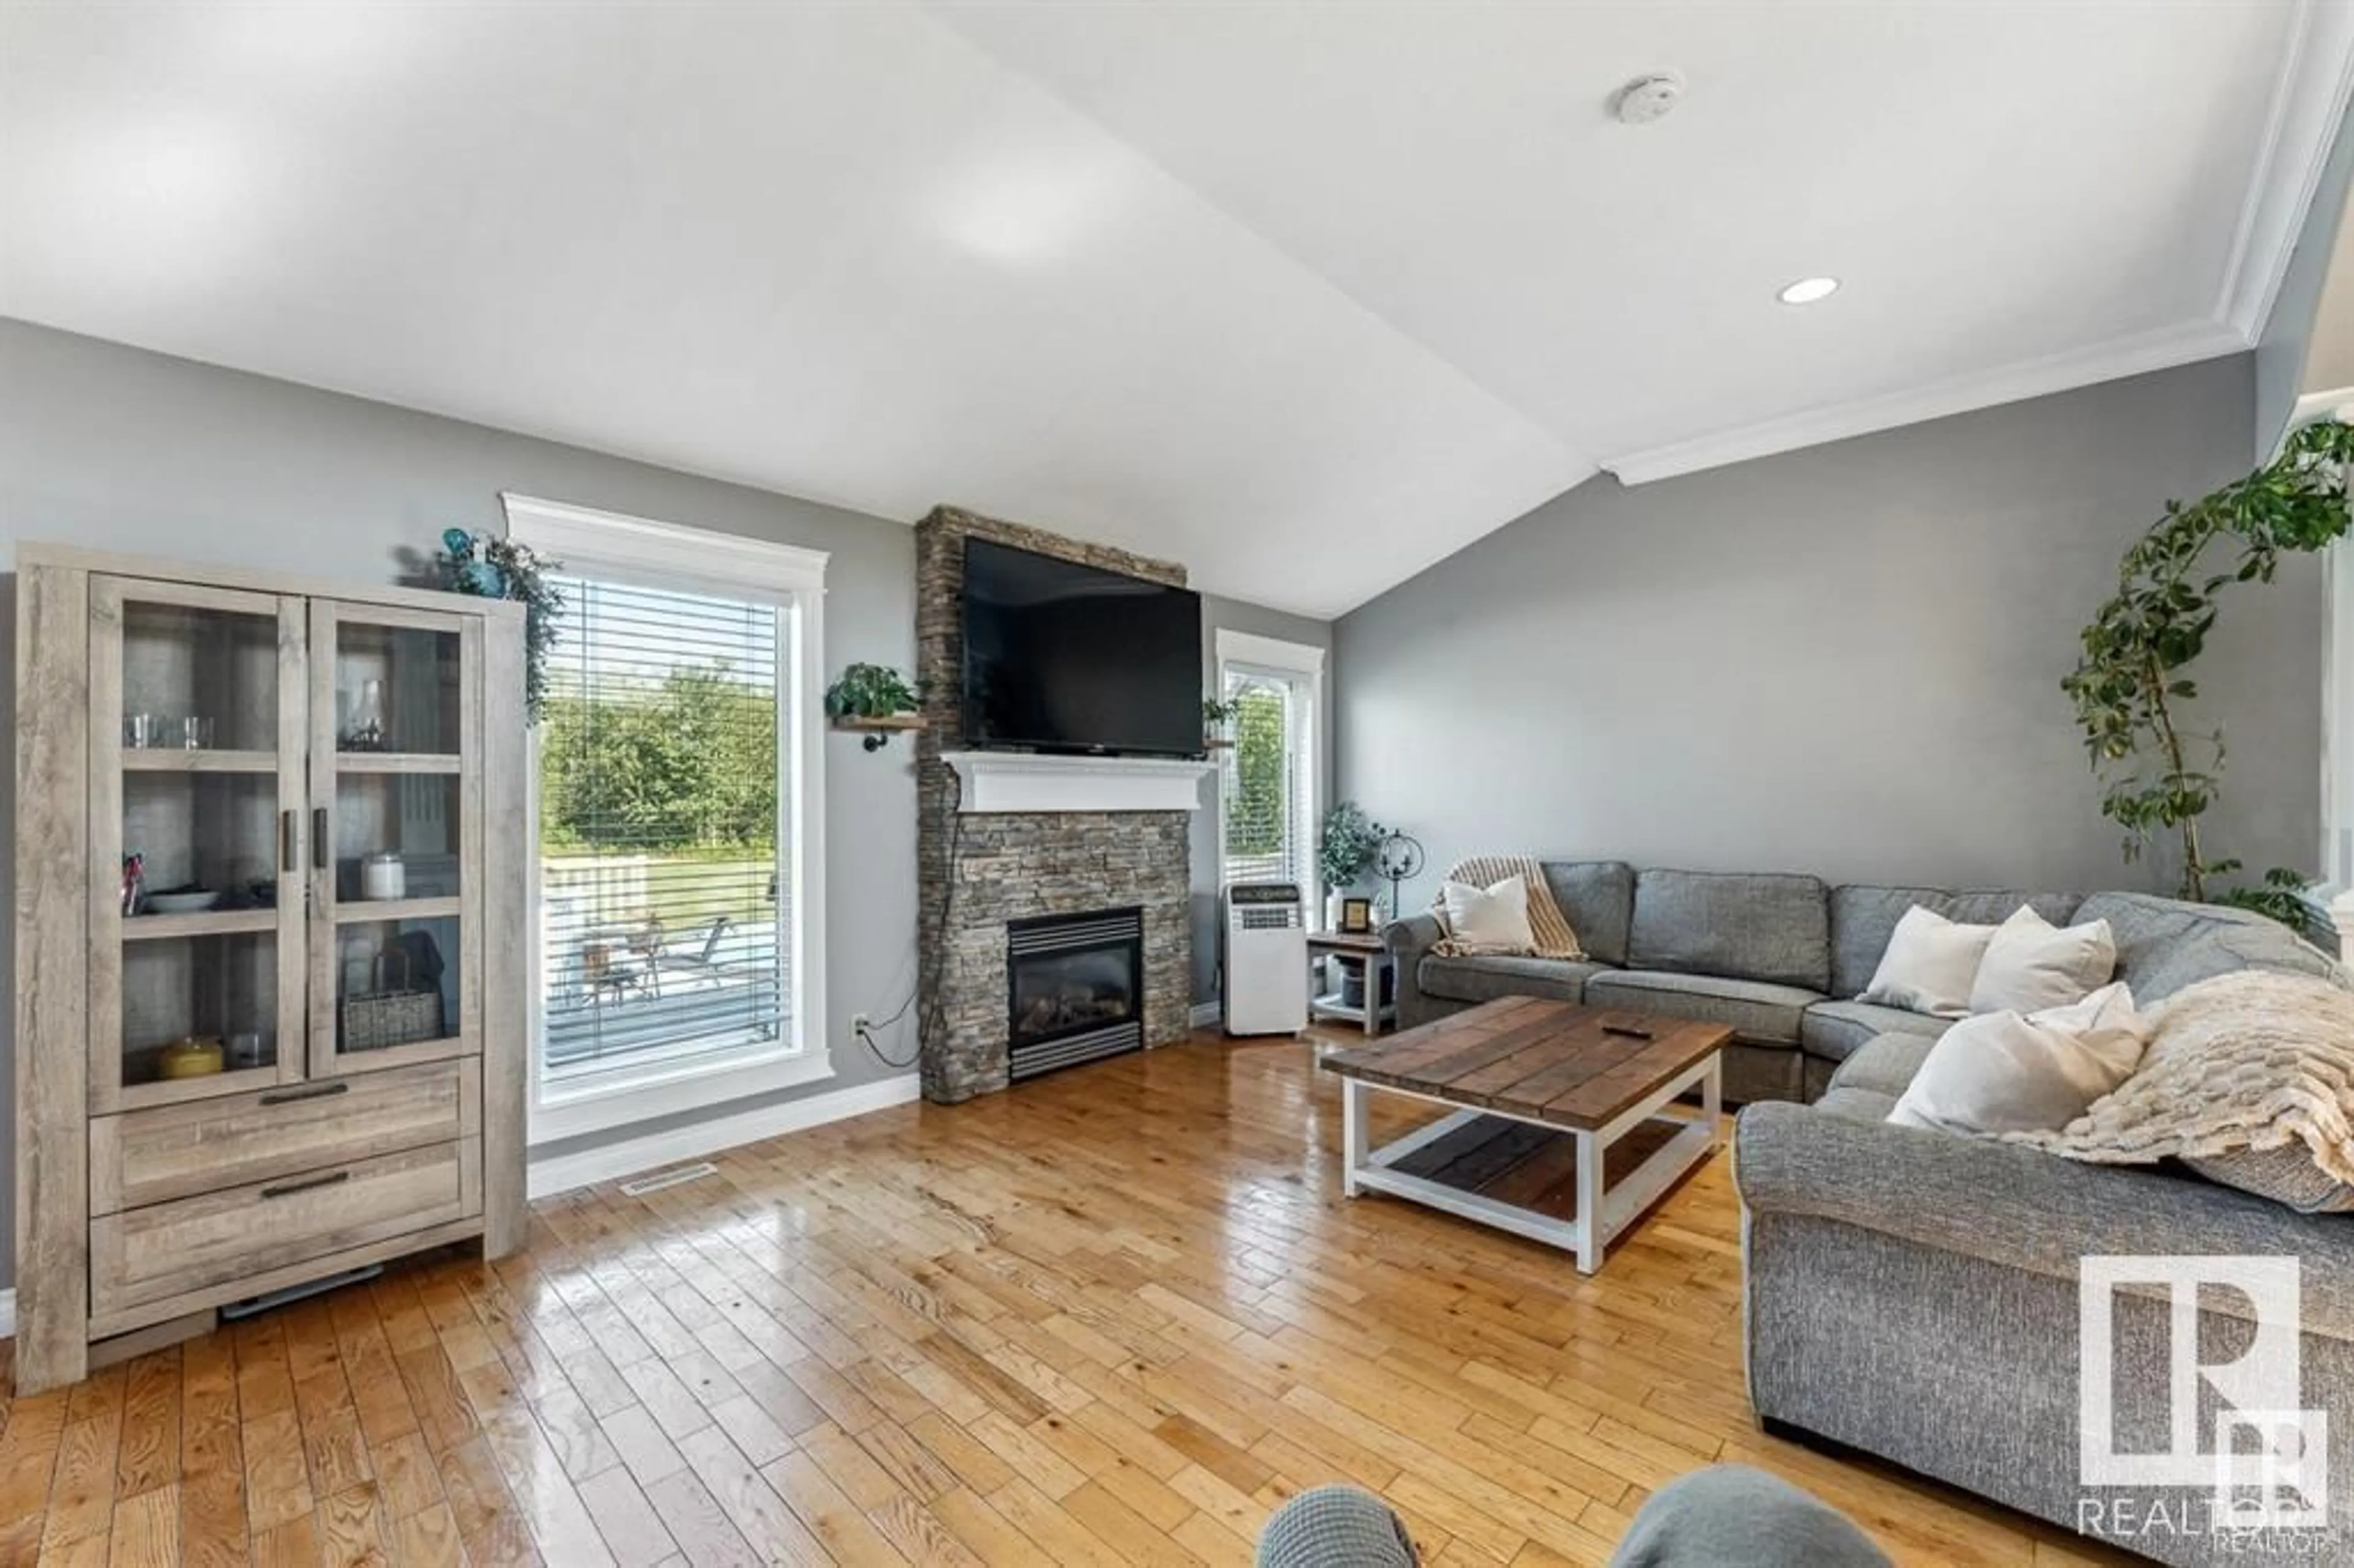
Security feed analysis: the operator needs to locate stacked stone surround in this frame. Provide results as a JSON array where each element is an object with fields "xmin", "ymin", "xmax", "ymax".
[{"xmin": 915, "ymin": 506, "xmax": 1195, "ymax": 1105}]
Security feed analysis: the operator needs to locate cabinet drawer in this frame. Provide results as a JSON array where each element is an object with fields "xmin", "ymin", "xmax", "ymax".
[
  {"xmin": 92, "ymin": 1061, "xmax": 477, "ymax": 1215},
  {"xmin": 92, "ymin": 1140, "xmax": 480, "ymax": 1319}
]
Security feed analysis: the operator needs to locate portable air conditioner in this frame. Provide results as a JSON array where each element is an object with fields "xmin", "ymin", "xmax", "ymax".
[{"xmin": 1222, "ymin": 882, "xmax": 1308, "ymax": 1036}]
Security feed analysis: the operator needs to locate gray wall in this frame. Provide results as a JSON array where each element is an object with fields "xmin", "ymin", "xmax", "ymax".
[
  {"xmin": 1191, "ymin": 596, "xmax": 1334, "ymax": 1006},
  {"xmin": 1336, "ymin": 354, "xmax": 2319, "ymax": 911},
  {"xmin": 2256, "ymin": 104, "xmax": 2354, "ymax": 455},
  {"xmin": 0, "ymin": 323, "xmax": 896, "ymax": 1285}
]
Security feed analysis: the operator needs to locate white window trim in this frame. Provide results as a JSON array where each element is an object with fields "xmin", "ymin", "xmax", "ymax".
[
  {"xmin": 503, "ymin": 492, "xmax": 830, "ymax": 1146},
  {"xmin": 1214, "ymin": 627, "xmax": 1326, "ymax": 912},
  {"xmin": 1217, "ymin": 629, "xmax": 1326, "ymax": 681}
]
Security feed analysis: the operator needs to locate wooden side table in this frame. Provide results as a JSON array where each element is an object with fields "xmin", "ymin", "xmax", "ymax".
[{"xmin": 1306, "ymin": 930, "xmax": 1395, "ymax": 1037}]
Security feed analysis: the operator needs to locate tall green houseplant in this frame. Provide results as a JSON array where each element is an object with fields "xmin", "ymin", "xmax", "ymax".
[{"xmin": 2065, "ymin": 417, "xmax": 2354, "ymax": 911}]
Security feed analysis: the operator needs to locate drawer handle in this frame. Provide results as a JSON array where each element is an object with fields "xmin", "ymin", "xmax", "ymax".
[
  {"xmin": 258, "ymin": 1081, "xmax": 349, "ymax": 1107},
  {"xmin": 260, "ymin": 1170, "xmax": 350, "ymax": 1201}
]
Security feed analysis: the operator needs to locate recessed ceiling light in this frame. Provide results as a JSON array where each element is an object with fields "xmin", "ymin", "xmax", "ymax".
[{"xmin": 1778, "ymin": 276, "xmax": 1840, "ymax": 306}]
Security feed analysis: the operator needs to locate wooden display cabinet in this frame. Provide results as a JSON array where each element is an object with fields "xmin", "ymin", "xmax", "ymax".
[{"xmin": 13, "ymin": 545, "xmax": 527, "ymax": 1394}]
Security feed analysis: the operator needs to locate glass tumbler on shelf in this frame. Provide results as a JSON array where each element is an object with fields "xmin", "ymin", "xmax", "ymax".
[
  {"xmin": 343, "ymin": 679, "xmax": 387, "ymax": 752},
  {"xmin": 225, "ymin": 1030, "xmax": 266, "ymax": 1071},
  {"xmin": 124, "ymin": 714, "xmax": 161, "ymax": 749},
  {"xmin": 177, "ymin": 715, "xmax": 215, "ymax": 749}
]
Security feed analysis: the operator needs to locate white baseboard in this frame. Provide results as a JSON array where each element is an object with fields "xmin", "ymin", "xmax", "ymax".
[
  {"xmin": 527, "ymin": 1072, "xmax": 920, "ymax": 1200},
  {"xmin": 1190, "ymin": 1000, "xmax": 1223, "ymax": 1029},
  {"xmin": 0, "ymin": 1288, "xmax": 14, "ymax": 1341}
]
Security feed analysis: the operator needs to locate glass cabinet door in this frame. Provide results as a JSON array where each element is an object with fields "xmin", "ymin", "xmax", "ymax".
[
  {"xmin": 91, "ymin": 579, "xmax": 308, "ymax": 1110},
  {"xmin": 308, "ymin": 601, "xmax": 481, "ymax": 1075}
]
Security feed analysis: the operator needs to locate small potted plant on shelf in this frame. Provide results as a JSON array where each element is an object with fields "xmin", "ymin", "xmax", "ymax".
[
  {"xmin": 825, "ymin": 663, "xmax": 924, "ymax": 750},
  {"xmin": 1317, "ymin": 799, "xmax": 1393, "ymax": 1012},
  {"xmin": 1319, "ymin": 799, "xmax": 1387, "ymax": 931},
  {"xmin": 1202, "ymin": 696, "xmax": 1240, "ymax": 752}
]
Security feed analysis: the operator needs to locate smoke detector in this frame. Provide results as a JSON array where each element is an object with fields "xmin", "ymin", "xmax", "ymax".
[{"xmin": 1613, "ymin": 71, "xmax": 1686, "ymax": 125}]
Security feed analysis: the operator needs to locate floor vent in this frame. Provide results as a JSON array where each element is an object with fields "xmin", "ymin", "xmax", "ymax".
[
  {"xmin": 221, "ymin": 1264, "xmax": 384, "ymax": 1322},
  {"xmin": 619, "ymin": 1162, "xmax": 718, "ymax": 1197}
]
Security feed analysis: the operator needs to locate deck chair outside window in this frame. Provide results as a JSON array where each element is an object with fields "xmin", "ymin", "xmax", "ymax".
[{"xmin": 655, "ymin": 915, "xmax": 733, "ymax": 992}]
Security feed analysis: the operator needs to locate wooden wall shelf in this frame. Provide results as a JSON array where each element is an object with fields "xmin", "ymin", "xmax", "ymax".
[{"xmin": 831, "ymin": 712, "xmax": 926, "ymax": 752}]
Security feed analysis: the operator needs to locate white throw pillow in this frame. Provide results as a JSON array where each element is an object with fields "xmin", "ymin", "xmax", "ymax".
[
  {"xmin": 1439, "ymin": 875, "xmax": 1537, "ymax": 950},
  {"xmin": 1858, "ymin": 905, "xmax": 1997, "ymax": 1018},
  {"xmin": 1966, "ymin": 904, "xmax": 2117, "ymax": 1015},
  {"xmin": 1889, "ymin": 982, "xmax": 2150, "ymax": 1136}
]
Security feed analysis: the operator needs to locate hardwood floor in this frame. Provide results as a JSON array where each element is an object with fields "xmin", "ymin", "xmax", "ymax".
[{"xmin": 0, "ymin": 1030, "xmax": 2131, "ymax": 1566}]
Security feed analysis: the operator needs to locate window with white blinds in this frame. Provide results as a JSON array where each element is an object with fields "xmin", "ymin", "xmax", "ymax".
[
  {"xmin": 508, "ymin": 492, "xmax": 832, "ymax": 1144},
  {"xmin": 1217, "ymin": 633, "xmax": 1322, "ymax": 900},
  {"xmin": 538, "ymin": 574, "xmax": 791, "ymax": 1081}
]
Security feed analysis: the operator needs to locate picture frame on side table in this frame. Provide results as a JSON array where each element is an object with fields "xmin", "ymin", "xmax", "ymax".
[{"xmin": 1339, "ymin": 897, "xmax": 1374, "ymax": 935}]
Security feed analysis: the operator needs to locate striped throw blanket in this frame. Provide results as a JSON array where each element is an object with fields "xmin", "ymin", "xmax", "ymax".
[{"xmin": 1430, "ymin": 854, "xmax": 1585, "ymax": 960}]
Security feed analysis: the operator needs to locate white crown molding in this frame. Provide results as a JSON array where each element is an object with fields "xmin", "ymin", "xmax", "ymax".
[
  {"xmin": 2217, "ymin": 0, "xmax": 2354, "ymax": 340},
  {"xmin": 1604, "ymin": 4, "xmax": 2354, "ymax": 490},
  {"xmin": 943, "ymin": 750, "xmax": 1214, "ymax": 814},
  {"xmin": 527, "ymin": 1071, "xmax": 918, "ymax": 1199},
  {"xmin": 1601, "ymin": 319, "xmax": 2248, "ymax": 486}
]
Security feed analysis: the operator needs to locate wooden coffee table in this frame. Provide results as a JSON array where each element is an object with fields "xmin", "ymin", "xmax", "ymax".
[{"xmin": 1319, "ymin": 996, "xmax": 1728, "ymax": 1273}]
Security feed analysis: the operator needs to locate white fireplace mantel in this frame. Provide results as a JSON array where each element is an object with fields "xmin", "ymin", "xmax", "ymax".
[{"xmin": 943, "ymin": 751, "xmax": 1214, "ymax": 814}]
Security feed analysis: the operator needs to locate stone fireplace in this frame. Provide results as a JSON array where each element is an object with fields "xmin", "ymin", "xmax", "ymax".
[{"xmin": 915, "ymin": 507, "xmax": 1197, "ymax": 1104}]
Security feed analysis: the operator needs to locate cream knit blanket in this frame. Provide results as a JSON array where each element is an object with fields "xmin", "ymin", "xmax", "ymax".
[
  {"xmin": 1429, "ymin": 854, "xmax": 1585, "ymax": 961},
  {"xmin": 2003, "ymin": 969, "xmax": 2354, "ymax": 1185}
]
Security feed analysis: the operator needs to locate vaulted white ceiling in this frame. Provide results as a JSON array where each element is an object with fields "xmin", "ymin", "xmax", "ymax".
[{"xmin": 4, "ymin": 3, "xmax": 2350, "ymax": 615}]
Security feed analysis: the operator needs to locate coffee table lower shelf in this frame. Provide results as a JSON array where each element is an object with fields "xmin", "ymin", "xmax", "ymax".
[{"xmin": 1339, "ymin": 1051, "xmax": 1721, "ymax": 1274}]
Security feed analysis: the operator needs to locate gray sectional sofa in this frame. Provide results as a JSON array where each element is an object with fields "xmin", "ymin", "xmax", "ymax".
[
  {"xmin": 1388, "ymin": 863, "xmax": 2353, "ymax": 1564},
  {"xmin": 1384, "ymin": 862, "xmax": 2333, "ymax": 1104}
]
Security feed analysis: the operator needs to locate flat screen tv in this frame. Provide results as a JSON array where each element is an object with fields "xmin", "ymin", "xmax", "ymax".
[{"xmin": 961, "ymin": 538, "xmax": 1203, "ymax": 757}]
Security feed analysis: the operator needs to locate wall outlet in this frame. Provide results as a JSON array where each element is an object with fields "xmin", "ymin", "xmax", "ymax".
[{"xmin": 850, "ymin": 1012, "xmax": 872, "ymax": 1038}]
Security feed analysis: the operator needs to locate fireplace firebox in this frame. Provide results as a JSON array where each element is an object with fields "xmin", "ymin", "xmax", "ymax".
[{"xmin": 1006, "ymin": 907, "xmax": 1145, "ymax": 1081}]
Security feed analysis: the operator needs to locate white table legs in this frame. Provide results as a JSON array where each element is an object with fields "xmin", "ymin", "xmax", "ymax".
[
  {"xmin": 1337, "ymin": 1051, "xmax": 1723, "ymax": 1274},
  {"xmin": 1309, "ymin": 949, "xmax": 1395, "ymax": 1036},
  {"xmin": 1341, "ymin": 1076, "xmax": 1368, "ymax": 1197}
]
